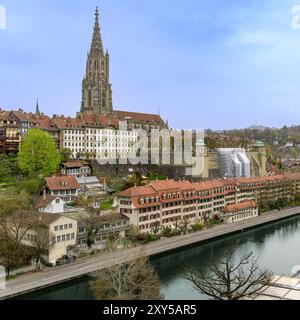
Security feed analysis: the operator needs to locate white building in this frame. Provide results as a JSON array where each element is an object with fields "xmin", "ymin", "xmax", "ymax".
[
  {"xmin": 21, "ymin": 212, "xmax": 78, "ymax": 265},
  {"xmin": 221, "ymin": 200, "xmax": 258, "ymax": 224},
  {"xmin": 35, "ymin": 193, "xmax": 66, "ymax": 214},
  {"xmin": 53, "ymin": 115, "xmax": 139, "ymax": 160}
]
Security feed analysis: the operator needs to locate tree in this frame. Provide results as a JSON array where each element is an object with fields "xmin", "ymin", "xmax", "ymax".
[
  {"xmin": 184, "ymin": 250, "xmax": 273, "ymax": 300},
  {"xmin": 60, "ymin": 148, "xmax": 72, "ymax": 163},
  {"xmin": 30, "ymin": 228, "xmax": 52, "ymax": 271},
  {"xmin": 291, "ymin": 147, "xmax": 298, "ymax": 161},
  {"xmin": 0, "ymin": 241, "xmax": 30, "ymax": 277},
  {"xmin": 18, "ymin": 128, "xmax": 61, "ymax": 176},
  {"xmin": 90, "ymin": 255, "xmax": 164, "ymax": 300},
  {"xmin": 0, "ymin": 154, "xmax": 20, "ymax": 180}
]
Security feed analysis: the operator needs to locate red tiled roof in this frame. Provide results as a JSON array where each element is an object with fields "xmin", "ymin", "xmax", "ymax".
[
  {"xmin": 35, "ymin": 195, "xmax": 57, "ymax": 208},
  {"xmin": 0, "ymin": 111, "xmax": 13, "ymax": 121},
  {"xmin": 62, "ymin": 160, "xmax": 90, "ymax": 169},
  {"xmin": 114, "ymin": 110, "xmax": 165, "ymax": 125},
  {"xmin": 45, "ymin": 176, "xmax": 80, "ymax": 191},
  {"xmin": 222, "ymin": 200, "xmax": 257, "ymax": 213},
  {"xmin": 150, "ymin": 179, "xmax": 193, "ymax": 192},
  {"xmin": 119, "ymin": 185, "xmax": 157, "ymax": 197},
  {"xmin": 12, "ymin": 111, "xmax": 30, "ymax": 122},
  {"xmin": 52, "ymin": 116, "xmax": 83, "ymax": 130}
]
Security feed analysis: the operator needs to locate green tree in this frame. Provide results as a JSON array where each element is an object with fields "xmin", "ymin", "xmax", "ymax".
[
  {"xmin": 291, "ymin": 147, "xmax": 298, "ymax": 161},
  {"xmin": 18, "ymin": 129, "xmax": 60, "ymax": 176},
  {"xmin": 60, "ymin": 148, "xmax": 72, "ymax": 163}
]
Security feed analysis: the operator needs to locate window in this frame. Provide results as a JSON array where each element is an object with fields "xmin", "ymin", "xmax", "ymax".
[
  {"xmin": 54, "ymin": 226, "xmax": 58, "ymax": 231},
  {"xmin": 66, "ymin": 234, "xmax": 70, "ymax": 241},
  {"xmin": 64, "ymin": 224, "xmax": 68, "ymax": 229},
  {"xmin": 71, "ymin": 233, "xmax": 75, "ymax": 240},
  {"xmin": 56, "ymin": 199, "xmax": 60, "ymax": 204},
  {"xmin": 57, "ymin": 236, "xmax": 61, "ymax": 242},
  {"xmin": 59, "ymin": 225, "xmax": 63, "ymax": 230},
  {"xmin": 62, "ymin": 235, "xmax": 66, "ymax": 241},
  {"xmin": 69, "ymin": 224, "xmax": 73, "ymax": 229}
]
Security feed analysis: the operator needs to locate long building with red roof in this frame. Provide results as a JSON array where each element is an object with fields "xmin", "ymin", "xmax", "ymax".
[{"xmin": 118, "ymin": 173, "xmax": 300, "ymax": 232}]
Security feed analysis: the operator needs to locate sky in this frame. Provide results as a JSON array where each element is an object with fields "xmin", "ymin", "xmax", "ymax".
[{"xmin": 1, "ymin": 0, "xmax": 300, "ymax": 130}]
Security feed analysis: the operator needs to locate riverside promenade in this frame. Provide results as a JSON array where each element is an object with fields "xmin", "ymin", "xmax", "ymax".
[{"xmin": 1, "ymin": 206, "xmax": 300, "ymax": 300}]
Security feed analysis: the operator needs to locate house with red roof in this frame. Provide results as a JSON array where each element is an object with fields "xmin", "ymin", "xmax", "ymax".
[{"xmin": 45, "ymin": 176, "xmax": 80, "ymax": 202}]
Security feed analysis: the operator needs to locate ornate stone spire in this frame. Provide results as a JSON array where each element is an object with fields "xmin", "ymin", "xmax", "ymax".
[{"xmin": 81, "ymin": 8, "xmax": 113, "ymax": 114}]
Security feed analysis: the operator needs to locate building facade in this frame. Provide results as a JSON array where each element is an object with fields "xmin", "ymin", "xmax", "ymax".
[
  {"xmin": 21, "ymin": 212, "xmax": 78, "ymax": 265},
  {"xmin": 118, "ymin": 173, "xmax": 300, "ymax": 233},
  {"xmin": 45, "ymin": 176, "xmax": 81, "ymax": 202}
]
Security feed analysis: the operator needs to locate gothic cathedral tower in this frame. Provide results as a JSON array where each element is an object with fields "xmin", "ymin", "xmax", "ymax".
[{"xmin": 81, "ymin": 8, "xmax": 113, "ymax": 114}]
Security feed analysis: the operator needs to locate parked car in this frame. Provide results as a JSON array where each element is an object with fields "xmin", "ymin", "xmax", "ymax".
[{"xmin": 56, "ymin": 254, "xmax": 77, "ymax": 266}]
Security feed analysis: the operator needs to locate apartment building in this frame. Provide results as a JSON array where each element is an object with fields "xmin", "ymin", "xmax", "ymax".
[
  {"xmin": 118, "ymin": 173, "xmax": 300, "ymax": 233},
  {"xmin": 19, "ymin": 212, "xmax": 78, "ymax": 265}
]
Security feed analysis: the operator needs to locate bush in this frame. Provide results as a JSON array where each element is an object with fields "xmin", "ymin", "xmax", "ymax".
[
  {"xmin": 18, "ymin": 177, "xmax": 43, "ymax": 195},
  {"xmin": 135, "ymin": 233, "xmax": 149, "ymax": 244},
  {"xmin": 162, "ymin": 227, "xmax": 173, "ymax": 238},
  {"xmin": 147, "ymin": 234, "xmax": 158, "ymax": 242},
  {"xmin": 66, "ymin": 202, "xmax": 76, "ymax": 207},
  {"xmin": 40, "ymin": 257, "xmax": 53, "ymax": 268},
  {"xmin": 192, "ymin": 222, "xmax": 205, "ymax": 232}
]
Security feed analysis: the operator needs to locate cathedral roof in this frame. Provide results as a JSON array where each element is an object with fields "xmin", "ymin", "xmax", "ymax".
[{"xmin": 114, "ymin": 110, "xmax": 165, "ymax": 125}]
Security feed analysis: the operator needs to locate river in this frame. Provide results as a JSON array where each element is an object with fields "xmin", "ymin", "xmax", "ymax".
[{"xmin": 15, "ymin": 215, "xmax": 300, "ymax": 300}]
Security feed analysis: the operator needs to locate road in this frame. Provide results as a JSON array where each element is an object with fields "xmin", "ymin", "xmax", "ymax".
[{"xmin": 1, "ymin": 206, "xmax": 300, "ymax": 300}]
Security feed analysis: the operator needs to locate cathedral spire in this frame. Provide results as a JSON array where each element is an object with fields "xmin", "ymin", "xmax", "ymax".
[
  {"xmin": 35, "ymin": 98, "xmax": 40, "ymax": 115},
  {"xmin": 91, "ymin": 7, "xmax": 103, "ymax": 54},
  {"xmin": 81, "ymin": 8, "xmax": 113, "ymax": 114}
]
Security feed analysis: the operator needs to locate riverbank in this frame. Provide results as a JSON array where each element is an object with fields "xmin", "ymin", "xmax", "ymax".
[{"xmin": 1, "ymin": 206, "xmax": 300, "ymax": 300}]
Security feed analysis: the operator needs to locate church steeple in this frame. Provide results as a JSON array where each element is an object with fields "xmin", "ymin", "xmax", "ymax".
[
  {"xmin": 81, "ymin": 7, "xmax": 113, "ymax": 114},
  {"xmin": 90, "ymin": 7, "xmax": 103, "ymax": 55},
  {"xmin": 35, "ymin": 99, "xmax": 41, "ymax": 115}
]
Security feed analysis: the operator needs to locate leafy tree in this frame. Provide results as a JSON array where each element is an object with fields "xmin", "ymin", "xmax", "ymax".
[
  {"xmin": 18, "ymin": 177, "xmax": 44, "ymax": 196},
  {"xmin": 18, "ymin": 129, "xmax": 60, "ymax": 176},
  {"xmin": 90, "ymin": 255, "xmax": 164, "ymax": 300},
  {"xmin": 0, "ymin": 154, "xmax": 20, "ymax": 180},
  {"xmin": 184, "ymin": 250, "xmax": 273, "ymax": 300},
  {"xmin": 291, "ymin": 147, "xmax": 298, "ymax": 161},
  {"xmin": 60, "ymin": 148, "xmax": 73, "ymax": 163}
]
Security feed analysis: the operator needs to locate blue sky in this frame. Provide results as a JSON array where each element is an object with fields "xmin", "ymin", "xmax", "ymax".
[{"xmin": 1, "ymin": 0, "xmax": 300, "ymax": 129}]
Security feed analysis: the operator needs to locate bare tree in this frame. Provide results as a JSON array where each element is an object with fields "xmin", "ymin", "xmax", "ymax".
[
  {"xmin": 0, "ymin": 191, "xmax": 38, "ymax": 250},
  {"xmin": 90, "ymin": 254, "xmax": 164, "ymax": 300},
  {"xmin": 30, "ymin": 228, "xmax": 52, "ymax": 271},
  {"xmin": 184, "ymin": 250, "xmax": 273, "ymax": 300}
]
